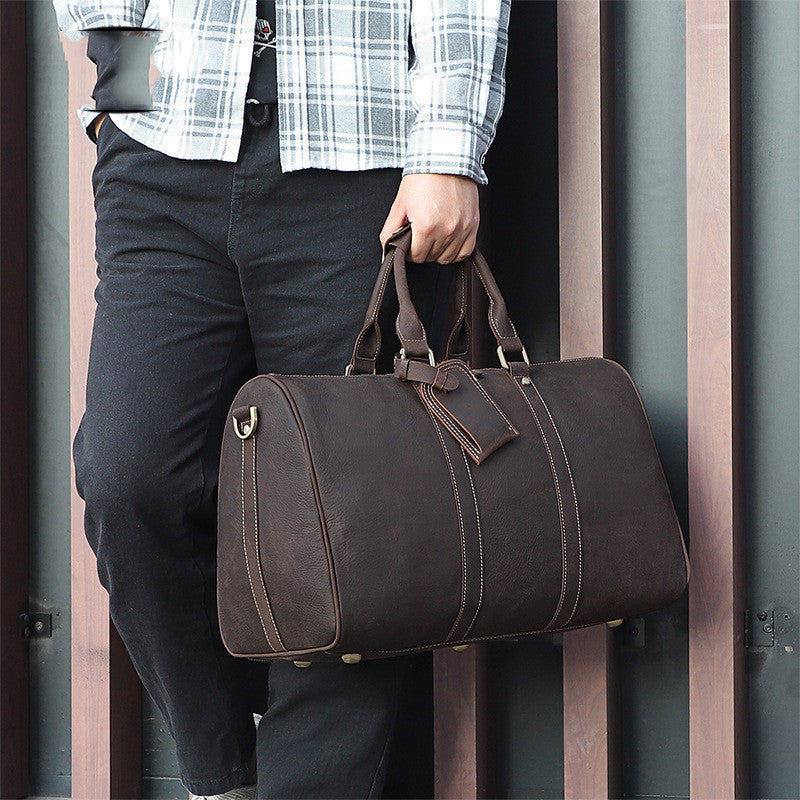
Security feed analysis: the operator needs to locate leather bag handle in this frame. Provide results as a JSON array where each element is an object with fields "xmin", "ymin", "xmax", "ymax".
[
  {"xmin": 351, "ymin": 227, "xmax": 471, "ymax": 368},
  {"xmin": 346, "ymin": 225, "xmax": 528, "ymax": 375},
  {"xmin": 440, "ymin": 258, "xmax": 471, "ymax": 363}
]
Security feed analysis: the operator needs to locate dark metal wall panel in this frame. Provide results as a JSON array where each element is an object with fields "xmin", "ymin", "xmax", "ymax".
[
  {"xmin": 740, "ymin": 2, "xmax": 800, "ymax": 797},
  {"xmin": 142, "ymin": 688, "xmax": 183, "ymax": 800},
  {"xmin": 488, "ymin": 638, "xmax": 564, "ymax": 799},
  {"xmin": 612, "ymin": 2, "xmax": 690, "ymax": 798},
  {"xmin": 26, "ymin": 2, "xmax": 73, "ymax": 796},
  {"xmin": 484, "ymin": 0, "xmax": 561, "ymax": 367}
]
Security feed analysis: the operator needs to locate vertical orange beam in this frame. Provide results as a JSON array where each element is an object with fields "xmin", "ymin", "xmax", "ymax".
[
  {"xmin": 433, "ymin": 644, "xmax": 488, "ymax": 799},
  {"xmin": 685, "ymin": 2, "xmax": 748, "ymax": 798},
  {"xmin": 61, "ymin": 34, "xmax": 142, "ymax": 800},
  {"xmin": 557, "ymin": 2, "xmax": 619, "ymax": 798}
]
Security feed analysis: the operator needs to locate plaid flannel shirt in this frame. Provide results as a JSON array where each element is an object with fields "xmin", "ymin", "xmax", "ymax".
[{"xmin": 53, "ymin": 0, "xmax": 511, "ymax": 184}]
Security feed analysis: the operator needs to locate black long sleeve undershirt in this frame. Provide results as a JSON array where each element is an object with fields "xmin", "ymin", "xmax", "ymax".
[{"xmin": 84, "ymin": 27, "xmax": 158, "ymax": 141}]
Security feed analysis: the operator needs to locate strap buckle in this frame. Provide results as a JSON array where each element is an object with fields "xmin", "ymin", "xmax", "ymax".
[
  {"xmin": 497, "ymin": 344, "xmax": 530, "ymax": 371},
  {"xmin": 398, "ymin": 346, "xmax": 436, "ymax": 367}
]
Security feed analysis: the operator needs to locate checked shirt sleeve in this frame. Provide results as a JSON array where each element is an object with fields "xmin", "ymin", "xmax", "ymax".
[
  {"xmin": 52, "ymin": 0, "xmax": 150, "ymax": 41},
  {"xmin": 402, "ymin": 0, "xmax": 511, "ymax": 186},
  {"xmin": 52, "ymin": 1, "xmax": 155, "ymax": 144}
]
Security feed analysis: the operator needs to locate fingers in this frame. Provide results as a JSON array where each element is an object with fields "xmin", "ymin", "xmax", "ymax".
[
  {"xmin": 379, "ymin": 215, "xmax": 409, "ymax": 258},
  {"xmin": 408, "ymin": 224, "xmax": 474, "ymax": 265},
  {"xmin": 432, "ymin": 229, "xmax": 477, "ymax": 264},
  {"xmin": 379, "ymin": 174, "xmax": 480, "ymax": 265}
]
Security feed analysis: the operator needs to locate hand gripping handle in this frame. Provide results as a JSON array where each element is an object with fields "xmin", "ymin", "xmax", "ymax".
[{"xmin": 345, "ymin": 225, "xmax": 529, "ymax": 375}]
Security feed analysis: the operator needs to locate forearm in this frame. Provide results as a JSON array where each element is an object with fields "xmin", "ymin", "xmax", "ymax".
[{"xmin": 402, "ymin": 0, "xmax": 512, "ymax": 186}]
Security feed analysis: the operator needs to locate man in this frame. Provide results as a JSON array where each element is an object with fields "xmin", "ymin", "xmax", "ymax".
[{"xmin": 53, "ymin": 1, "xmax": 511, "ymax": 797}]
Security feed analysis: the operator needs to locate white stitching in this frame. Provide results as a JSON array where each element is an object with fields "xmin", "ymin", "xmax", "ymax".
[
  {"xmin": 529, "ymin": 381, "xmax": 583, "ymax": 626},
  {"xmin": 257, "ymin": 359, "xmax": 608, "ymax": 382},
  {"xmin": 417, "ymin": 386, "xmax": 467, "ymax": 644},
  {"xmin": 241, "ymin": 440, "xmax": 274, "ymax": 650},
  {"xmin": 248, "ymin": 613, "xmax": 608, "ymax": 659},
  {"xmin": 396, "ymin": 315, "xmax": 428, "ymax": 342},
  {"xmin": 433, "ymin": 416, "xmax": 468, "ymax": 642},
  {"xmin": 421, "ymin": 384, "xmax": 482, "ymax": 462},
  {"xmin": 264, "ymin": 376, "xmax": 343, "ymax": 648},
  {"xmin": 460, "ymin": 446, "xmax": 485, "ymax": 639},
  {"xmin": 366, "ymin": 249, "xmax": 395, "ymax": 360},
  {"xmin": 446, "ymin": 266, "xmax": 468, "ymax": 358},
  {"xmin": 448, "ymin": 267, "xmax": 466, "ymax": 350},
  {"xmin": 420, "ymin": 361, "xmax": 518, "ymax": 463},
  {"xmin": 443, "ymin": 361, "xmax": 517, "ymax": 431},
  {"xmin": 369, "ymin": 250, "xmax": 394, "ymax": 326},
  {"xmin": 511, "ymin": 377, "xmax": 568, "ymax": 629},
  {"xmin": 468, "ymin": 256, "xmax": 520, "ymax": 343},
  {"xmin": 368, "ymin": 615, "xmax": 607, "ymax": 655},
  {"xmin": 252, "ymin": 437, "xmax": 285, "ymax": 649}
]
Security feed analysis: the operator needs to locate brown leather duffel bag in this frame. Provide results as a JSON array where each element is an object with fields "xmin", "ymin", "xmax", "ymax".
[{"xmin": 216, "ymin": 224, "xmax": 690, "ymax": 664}]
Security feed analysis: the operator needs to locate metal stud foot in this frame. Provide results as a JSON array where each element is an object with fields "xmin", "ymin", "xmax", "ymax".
[
  {"xmin": 293, "ymin": 660, "xmax": 312, "ymax": 668},
  {"xmin": 451, "ymin": 644, "xmax": 470, "ymax": 652},
  {"xmin": 606, "ymin": 619, "xmax": 624, "ymax": 628},
  {"xmin": 341, "ymin": 653, "xmax": 362, "ymax": 664}
]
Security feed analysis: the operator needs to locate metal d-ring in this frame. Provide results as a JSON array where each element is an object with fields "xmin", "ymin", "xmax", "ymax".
[
  {"xmin": 344, "ymin": 362, "xmax": 376, "ymax": 375},
  {"xmin": 233, "ymin": 405, "xmax": 258, "ymax": 439}
]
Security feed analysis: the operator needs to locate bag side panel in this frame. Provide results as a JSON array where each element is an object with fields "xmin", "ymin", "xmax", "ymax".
[
  {"xmin": 217, "ymin": 377, "xmax": 338, "ymax": 656},
  {"xmin": 529, "ymin": 357, "xmax": 690, "ymax": 626}
]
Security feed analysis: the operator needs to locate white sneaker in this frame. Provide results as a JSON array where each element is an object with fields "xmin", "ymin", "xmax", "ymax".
[{"xmin": 189, "ymin": 784, "xmax": 257, "ymax": 800}]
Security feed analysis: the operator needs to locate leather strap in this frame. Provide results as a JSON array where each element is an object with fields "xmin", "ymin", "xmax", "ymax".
[
  {"xmin": 443, "ymin": 260, "xmax": 470, "ymax": 362},
  {"xmin": 417, "ymin": 360, "xmax": 519, "ymax": 465},
  {"xmin": 347, "ymin": 225, "xmax": 528, "ymax": 374},
  {"xmin": 235, "ymin": 407, "xmax": 285, "ymax": 652},
  {"xmin": 393, "ymin": 355, "xmax": 461, "ymax": 391}
]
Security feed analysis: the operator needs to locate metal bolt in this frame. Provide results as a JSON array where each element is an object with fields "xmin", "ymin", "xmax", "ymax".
[{"xmin": 33, "ymin": 621, "xmax": 44, "ymax": 633}]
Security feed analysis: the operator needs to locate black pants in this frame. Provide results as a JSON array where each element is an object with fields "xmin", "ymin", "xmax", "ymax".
[{"xmin": 75, "ymin": 101, "xmax": 450, "ymax": 798}]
